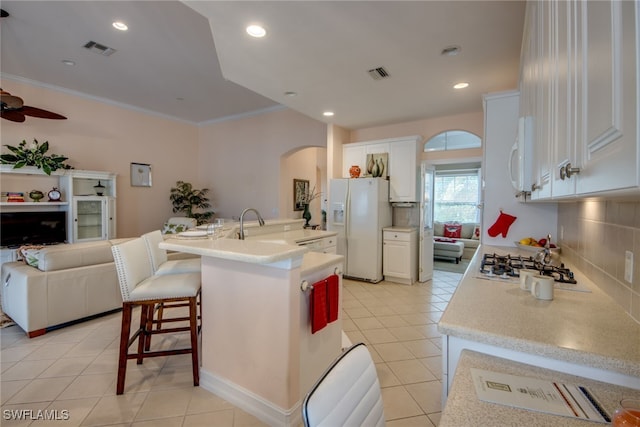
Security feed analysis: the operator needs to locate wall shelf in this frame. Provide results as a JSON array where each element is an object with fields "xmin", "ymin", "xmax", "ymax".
[{"xmin": 0, "ymin": 202, "xmax": 69, "ymax": 207}]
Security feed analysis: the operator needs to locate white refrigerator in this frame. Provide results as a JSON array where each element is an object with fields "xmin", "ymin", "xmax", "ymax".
[{"xmin": 328, "ymin": 178, "xmax": 392, "ymax": 283}]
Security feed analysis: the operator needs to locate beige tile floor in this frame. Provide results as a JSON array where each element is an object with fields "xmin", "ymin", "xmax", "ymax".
[{"xmin": 0, "ymin": 269, "xmax": 461, "ymax": 427}]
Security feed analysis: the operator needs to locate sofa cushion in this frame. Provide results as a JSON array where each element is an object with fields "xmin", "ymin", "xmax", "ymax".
[
  {"xmin": 37, "ymin": 241, "xmax": 114, "ymax": 272},
  {"xmin": 434, "ymin": 221, "xmax": 444, "ymax": 236},
  {"xmin": 460, "ymin": 223, "xmax": 476, "ymax": 239}
]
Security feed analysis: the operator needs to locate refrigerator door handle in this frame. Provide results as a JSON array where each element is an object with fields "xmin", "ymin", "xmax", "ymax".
[{"xmin": 344, "ymin": 184, "xmax": 350, "ymax": 249}]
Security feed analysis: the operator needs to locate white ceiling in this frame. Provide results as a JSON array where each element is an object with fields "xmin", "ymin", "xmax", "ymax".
[{"xmin": 0, "ymin": 1, "xmax": 526, "ymax": 129}]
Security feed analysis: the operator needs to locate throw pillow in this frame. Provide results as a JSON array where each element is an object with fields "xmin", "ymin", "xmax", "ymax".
[
  {"xmin": 162, "ymin": 222, "xmax": 189, "ymax": 234},
  {"xmin": 17, "ymin": 245, "xmax": 44, "ymax": 268},
  {"xmin": 472, "ymin": 225, "xmax": 481, "ymax": 240},
  {"xmin": 443, "ymin": 222, "xmax": 462, "ymax": 238}
]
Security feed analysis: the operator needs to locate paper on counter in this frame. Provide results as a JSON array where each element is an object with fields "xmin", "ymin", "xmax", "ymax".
[{"xmin": 471, "ymin": 368, "xmax": 610, "ymax": 423}]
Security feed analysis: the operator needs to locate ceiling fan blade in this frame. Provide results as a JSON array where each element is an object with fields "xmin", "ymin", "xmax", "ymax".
[
  {"xmin": 0, "ymin": 110, "xmax": 26, "ymax": 122},
  {"xmin": 21, "ymin": 106, "xmax": 67, "ymax": 120}
]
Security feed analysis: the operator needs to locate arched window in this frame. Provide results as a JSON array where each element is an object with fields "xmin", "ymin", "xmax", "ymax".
[{"xmin": 424, "ymin": 130, "xmax": 481, "ymax": 152}]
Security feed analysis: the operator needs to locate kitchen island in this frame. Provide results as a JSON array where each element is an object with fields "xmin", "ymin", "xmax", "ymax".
[
  {"xmin": 438, "ymin": 245, "xmax": 640, "ymax": 406},
  {"xmin": 160, "ymin": 231, "xmax": 343, "ymax": 427}
]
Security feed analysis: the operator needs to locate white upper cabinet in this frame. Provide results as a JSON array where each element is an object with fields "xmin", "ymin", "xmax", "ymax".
[
  {"xmin": 343, "ymin": 145, "xmax": 367, "ymax": 178},
  {"xmin": 521, "ymin": 0, "xmax": 639, "ymax": 199},
  {"xmin": 342, "ymin": 136, "xmax": 421, "ymax": 202},
  {"xmin": 387, "ymin": 138, "xmax": 420, "ymax": 202},
  {"xmin": 574, "ymin": 0, "xmax": 638, "ymax": 195}
]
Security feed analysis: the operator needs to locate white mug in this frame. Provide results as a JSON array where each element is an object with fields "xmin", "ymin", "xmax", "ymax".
[
  {"xmin": 519, "ymin": 269, "xmax": 539, "ymax": 291},
  {"xmin": 530, "ymin": 275, "xmax": 554, "ymax": 300}
]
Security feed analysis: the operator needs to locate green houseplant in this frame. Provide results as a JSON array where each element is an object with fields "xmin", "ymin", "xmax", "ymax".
[
  {"xmin": 1, "ymin": 139, "xmax": 72, "ymax": 175},
  {"xmin": 169, "ymin": 180, "xmax": 214, "ymax": 225}
]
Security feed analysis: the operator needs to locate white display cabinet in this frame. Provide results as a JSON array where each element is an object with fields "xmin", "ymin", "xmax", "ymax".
[{"xmin": 0, "ymin": 166, "xmax": 117, "ymax": 251}]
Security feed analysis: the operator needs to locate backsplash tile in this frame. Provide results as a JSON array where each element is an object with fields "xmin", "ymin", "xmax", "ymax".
[{"xmin": 558, "ymin": 199, "xmax": 640, "ymax": 323}]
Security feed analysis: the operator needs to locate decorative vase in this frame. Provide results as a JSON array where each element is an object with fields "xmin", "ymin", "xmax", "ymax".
[
  {"xmin": 371, "ymin": 159, "xmax": 380, "ymax": 177},
  {"xmin": 349, "ymin": 165, "xmax": 361, "ymax": 178},
  {"xmin": 302, "ymin": 204, "xmax": 312, "ymax": 226},
  {"xmin": 367, "ymin": 156, "xmax": 375, "ymax": 175},
  {"xmin": 29, "ymin": 190, "xmax": 44, "ymax": 202}
]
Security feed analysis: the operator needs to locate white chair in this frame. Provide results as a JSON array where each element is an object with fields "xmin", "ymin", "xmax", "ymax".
[
  {"xmin": 302, "ymin": 343, "xmax": 385, "ymax": 427},
  {"xmin": 141, "ymin": 230, "xmax": 202, "ymax": 346},
  {"xmin": 142, "ymin": 230, "xmax": 200, "ymax": 275},
  {"xmin": 111, "ymin": 237, "xmax": 201, "ymax": 395}
]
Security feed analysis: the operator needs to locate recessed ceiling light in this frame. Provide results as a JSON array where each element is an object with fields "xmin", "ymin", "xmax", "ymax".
[
  {"xmin": 246, "ymin": 25, "xmax": 266, "ymax": 38},
  {"xmin": 323, "ymin": 111, "xmax": 334, "ymax": 117},
  {"xmin": 453, "ymin": 82, "xmax": 469, "ymax": 89},
  {"xmin": 441, "ymin": 45, "xmax": 461, "ymax": 56},
  {"xmin": 61, "ymin": 59, "xmax": 76, "ymax": 66},
  {"xmin": 284, "ymin": 91, "xmax": 297, "ymax": 97},
  {"xmin": 112, "ymin": 21, "xmax": 128, "ymax": 31}
]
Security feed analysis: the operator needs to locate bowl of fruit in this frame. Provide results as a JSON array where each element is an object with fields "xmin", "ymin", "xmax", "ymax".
[{"xmin": 515, "ymin": 237, "xmax": 560, "ymax": 253}]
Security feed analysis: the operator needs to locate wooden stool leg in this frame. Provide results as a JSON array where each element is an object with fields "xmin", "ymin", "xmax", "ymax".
[
  {"xmin": 137, "ymin": 304, "xmax": 149, "ymax": 364},
  {"xmin": 156, "ymin": 302, "xmax": 165, "ymax": 330},
  {"xmin": 144, "ymin": 304, "xmax": 153, "ymax": 351},
  {"xmin": 117, "ymin": 303, "xmax": 133, "ymax": 395},
  {"xmin": 189, "ymin": 297, "xmax": 199, "ymax": 386}
]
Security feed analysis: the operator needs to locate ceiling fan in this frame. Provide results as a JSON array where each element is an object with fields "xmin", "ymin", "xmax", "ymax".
[
  {"xmin": 0, "ymin": 89, "xmax": 67, "ymax": 123},
  {"xmin": 0, "ymin": 9, "xmax": 67, "ymax": 123}
]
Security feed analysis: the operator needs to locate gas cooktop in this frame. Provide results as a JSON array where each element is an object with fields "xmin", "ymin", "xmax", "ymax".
[{"xmin": 480, "ymin": 253, "xmax": 577, "ymax": 284}]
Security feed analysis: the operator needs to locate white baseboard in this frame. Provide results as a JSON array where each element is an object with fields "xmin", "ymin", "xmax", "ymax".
[{"xmin": 199, "ymin": 368, "xmax": 302, "ymax": 427}]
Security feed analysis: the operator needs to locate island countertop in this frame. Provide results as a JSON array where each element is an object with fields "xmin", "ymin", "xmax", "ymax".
[
  {"xmin": 160, "ymin": 237, "xmax": 307, "ymax": 265},
  {"xmin": 245, "ymin": 228, "xmax": 337, "ymax": 244},
  {"xmin": 438, "ymin": 245, "xmax": 640, "ymax": 383}
]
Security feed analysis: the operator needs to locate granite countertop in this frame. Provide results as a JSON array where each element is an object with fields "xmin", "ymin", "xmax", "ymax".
[
  {"xmin": 439, "ymin": 349, "xmax": 640, "ymax": 427},
  {"xmin": 438, "ymin": 245, "xmax": 640, "ymax": 382}
]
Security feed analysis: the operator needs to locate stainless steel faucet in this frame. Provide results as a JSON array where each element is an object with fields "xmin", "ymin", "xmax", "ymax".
[{"xmin": 239, "ymin": 208, "xmax": 265, "ymax": 240}]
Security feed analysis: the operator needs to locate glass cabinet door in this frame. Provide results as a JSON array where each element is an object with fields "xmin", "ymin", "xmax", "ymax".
[{"xmin": 73, "ymin": 197, "xmax": 105, "ymax": 241}]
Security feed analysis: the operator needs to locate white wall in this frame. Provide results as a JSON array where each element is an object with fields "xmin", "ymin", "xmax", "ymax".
[
  {"xmin": 0, "ymin": 79, "xmax": 199, "ymax": 238},
  {"xmin": 197, "ymin": 109, "xmax": 327, "ymax": 220}
]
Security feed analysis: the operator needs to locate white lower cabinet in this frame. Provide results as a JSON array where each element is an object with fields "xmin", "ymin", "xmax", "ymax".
[
  {"xmin": 321, "ymin": 236, "xmax": 337, "ymax": 254},
  {"xmin": 383, "ymin": 228, "xmax": 417, "ymax": 285}
]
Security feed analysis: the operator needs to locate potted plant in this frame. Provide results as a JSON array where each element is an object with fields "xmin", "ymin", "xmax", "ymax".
[
  {"xmin": 169, "ymin": 181, "xmax": 214, "ymax": 225},
  {"xmin": 1, "ymin": 139, "xmax": 72, "ymax": 175}
]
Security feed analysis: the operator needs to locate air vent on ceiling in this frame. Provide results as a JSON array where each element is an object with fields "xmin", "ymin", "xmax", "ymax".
[
  {"xmin": 83, "ymin": 41, "xmax": 116, "ymax": 56},
  {"xmin": 368, "ymin": 67, "xmax": 390, "ymax": 81}
]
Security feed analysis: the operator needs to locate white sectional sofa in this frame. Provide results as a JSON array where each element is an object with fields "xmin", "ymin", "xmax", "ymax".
[
  {"xmin": 433, "ymin": 221, "xmax": 480, "ymax": 261},
  {"xmin": 1, "ymin": 240, "xmax": 126, "ymax": 337},
  {"xmin": 1, "ymin": 237, "xmax": 197, "ymax": 337}
]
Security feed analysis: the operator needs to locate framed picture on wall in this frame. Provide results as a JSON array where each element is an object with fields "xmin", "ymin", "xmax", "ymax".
[
  {"xmin": 293, "ymin": 179, "xmax": 309, "ymax": 211},
  {"xmin": 131, "ymin": 162, "xmax": 152, "ymax": 187}
]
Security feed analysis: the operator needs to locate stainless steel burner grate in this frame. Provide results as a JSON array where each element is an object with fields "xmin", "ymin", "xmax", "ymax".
[{"xmin": 480, "ymin": 253, "xmax": 576, "ymax": 284}]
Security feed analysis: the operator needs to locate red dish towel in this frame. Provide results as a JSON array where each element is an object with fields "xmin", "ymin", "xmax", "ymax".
[
  {"xmin": 311, "ymin": 280, "xmax": 328, "ymax": 334},
  {"xmin": 327, "ymin": 274, "xmax": 339, "ymax": 323}
]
